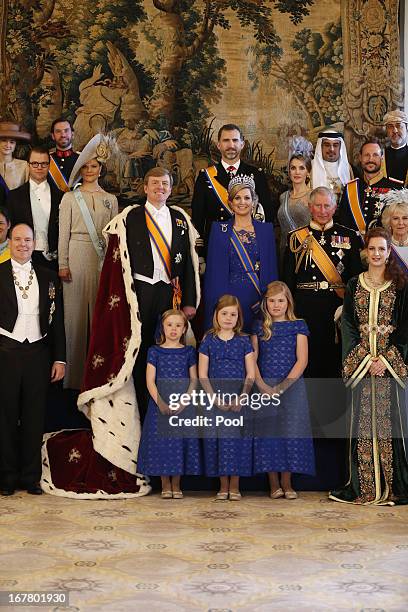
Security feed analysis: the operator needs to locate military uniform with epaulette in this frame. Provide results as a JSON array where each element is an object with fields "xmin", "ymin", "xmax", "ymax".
[
  {"xmin": 283, "ymin": 220, "xmax": 362, "ymax": 378},
  {"xmin": 337, "ymin": 174, "xmax": 403, "ymax": 240},
  {"xmin": 48, "ymin": 147, "xmax": 80, "ymax": 191},
  {"xmin": 191, "ymin": 161, "xmax": 275, "ymax": 259}
]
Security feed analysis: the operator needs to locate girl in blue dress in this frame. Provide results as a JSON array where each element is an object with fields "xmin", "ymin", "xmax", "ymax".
[
  {"xmin": 199, "ymin": 295, "xmax": 255, "ymax": 500},
  {"xmin": 137, "ymin": 309, "xmax": 201, "ymax": 498},
  {"xmin": 251, "ymin": 281, "xmax": 315, "ymax": 499}
]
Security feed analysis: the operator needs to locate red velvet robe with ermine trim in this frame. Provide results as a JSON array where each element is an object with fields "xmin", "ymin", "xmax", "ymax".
[{"xmin": 41, "ymin": 204, "xmax": 200, "ymax": 498}]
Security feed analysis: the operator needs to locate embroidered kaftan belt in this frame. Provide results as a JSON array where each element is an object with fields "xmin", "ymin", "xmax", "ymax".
[
  {"xmin": 359, "ymin": 323, "xmax": 394, "ymax": 335},
  {"xmin": 296, "ymin": 281, "xmax": 345, "ymax": 291}
]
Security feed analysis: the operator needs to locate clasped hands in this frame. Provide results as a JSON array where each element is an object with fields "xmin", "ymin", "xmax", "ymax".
[
  {"xmin": 369, "ymin": 357, "xmax": 387, "ymax": 377},
  {"xmin": 215, "ymin": 396, "xmax": 243, "ymax": 412}
]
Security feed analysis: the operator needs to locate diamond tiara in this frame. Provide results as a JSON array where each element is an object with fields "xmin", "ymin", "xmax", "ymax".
[{"xmin": 228, "ymin": 173, "xmax": 256, "ymax": 192}]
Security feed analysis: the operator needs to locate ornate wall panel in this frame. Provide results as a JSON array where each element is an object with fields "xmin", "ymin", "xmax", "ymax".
[{"xmin": 342, "ymin": 0, "xmax": 403, "ymax": 160}]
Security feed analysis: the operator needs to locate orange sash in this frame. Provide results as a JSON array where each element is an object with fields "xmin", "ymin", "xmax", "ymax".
[
  {"xmin": 294, "ymin": 227, "xmax": 345, "ymax": 299},
  {"xmin": 145, "ymin": 209, "xmax": 182, "ymax": 308},
  {"xmin": 345, "ymin": 180, "xmax": 366, "ymax": 237},
  {"xmin": 145, "ymin": 209, "xmax": 171, "ymax": 279},
  {"xmin": 48, "ymin": 157, "xmax": 70, "ymax": 192},
  {"xmin": 205, "ymin": 166, "xmax": 233, "ymax": 216}
]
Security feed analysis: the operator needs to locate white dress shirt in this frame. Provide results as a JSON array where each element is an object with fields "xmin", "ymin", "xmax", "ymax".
[
  {"xmin": 29, "ymin": 179, "xmax": 51, "ymax": 252},
  {"xmin": 221, "ymin": 160, "xmax": 241, "ymax": 175},
  {"xmin": 0, "ymin": 259, "xmax": 43, "ymax": 343},
  {"xmin": 135, "ymin": 201, "xmax": 172, "ymax": 285}
]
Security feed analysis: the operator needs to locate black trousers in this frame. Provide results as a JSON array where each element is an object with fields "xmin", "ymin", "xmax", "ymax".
[
  {"xmin": 294, "ymin": 290, "xmax": 342, "ymax": 378},
  {"xmin": 0, "ymin": 336, "xmax": 50, "ymax": 488},
  {"xmin": 133, "ymin": 280, "xmax": 173, "ymax": 422}
]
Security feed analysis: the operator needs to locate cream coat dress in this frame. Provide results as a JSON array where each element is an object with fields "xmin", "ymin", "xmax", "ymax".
[{"xmin": 58, "ymin": 189, "xmax": 118, "ymax": 388}]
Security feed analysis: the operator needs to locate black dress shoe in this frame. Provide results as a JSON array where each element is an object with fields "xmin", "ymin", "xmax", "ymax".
[
  {"xmin": 26, "ymin": 484, "xmax": 42, "ymax": 495},
  {"xmin": 1, "ymin": 488, "xmax": 15, "ymax": 496}
]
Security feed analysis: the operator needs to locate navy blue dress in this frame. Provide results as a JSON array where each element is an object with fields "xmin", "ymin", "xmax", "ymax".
[
  {"xmin": 199, "ymin": 333, "xmax": 254, "ymax": 476},
  {"xmin": 137, "ymin": 345, "xmax": 202, "ymax": 476},
  {"xmin": 252, "ymin": 319, "xmax": 315, "ymax": 475},
  {"xmin": 204, "ymin": 220, "xmax": 278, "ymax": 333}
]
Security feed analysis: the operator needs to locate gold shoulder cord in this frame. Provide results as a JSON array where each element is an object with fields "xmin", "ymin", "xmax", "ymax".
[{"xmin": 289, "ymin": 231, "xmax": 313, "ymax": 273}]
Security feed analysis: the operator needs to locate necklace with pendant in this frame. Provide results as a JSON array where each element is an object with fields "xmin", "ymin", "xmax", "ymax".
[
  {"xmin": 13, "ymin": 266, "xmax": 34, "ymax": 299},
  {"xmin": 391, "ymin": 236, "xmax": 408, "ymax": 247},
  {"xmin": 364, "ymin": 272, "xmax": 385, "ymax": 288}
]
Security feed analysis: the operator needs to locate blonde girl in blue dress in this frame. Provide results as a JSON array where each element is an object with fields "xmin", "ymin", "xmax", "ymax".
[
  {"xmin": 138, "ymin": 309, "xmax": 201, "ymax": 499},
  {"xmin": 251, "ymin": 281, "xmax": 315, "ymax": 499},
  {"xmin": 199, "ymin": 295, "xmax": 255, "ymax": 500}
]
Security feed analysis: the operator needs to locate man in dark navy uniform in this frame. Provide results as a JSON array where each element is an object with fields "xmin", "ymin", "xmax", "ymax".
[
  {"xmin": 284, "ymin": 187, "xmax": 362, "ymax": 378},
  {"xmin": 337, "ymin": 139, "xmax": 403, "ymax": 239},
  {"xmin": 49, "ymin": 118, "xmax": 79, "ymax": 189},
  {"xmin": 191, "ymin": 123, "xmax": 274, "ymax": 261}
]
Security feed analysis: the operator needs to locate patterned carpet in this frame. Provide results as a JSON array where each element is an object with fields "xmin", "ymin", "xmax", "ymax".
[{"xmin": 0, "ymin": 491, "xmax": 407, "ymax": 611}]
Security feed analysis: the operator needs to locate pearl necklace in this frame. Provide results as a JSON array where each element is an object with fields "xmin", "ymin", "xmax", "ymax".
[
  {"xmin": 13, "ymin": 265, "xmax": 34, "ymax": 299},
  {"xmin": 391, "ymin": 236, "xmax": 408, "ymax": 247}
]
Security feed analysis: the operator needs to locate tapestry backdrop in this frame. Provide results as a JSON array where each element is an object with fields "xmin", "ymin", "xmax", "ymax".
[{"xmin": 0, "ymin": 0, "xmax": 403, "ymax": 203}]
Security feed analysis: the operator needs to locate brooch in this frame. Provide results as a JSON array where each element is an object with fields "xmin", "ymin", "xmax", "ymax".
[
  {"xmin": 221, "ymin": 223, "xmax": 228, "ymax": 233},
  {"xmin": 175, "ymin": 253, "xmax": 182, "ymax": 264},
  {"xmin": 176, "ymin": 218, "xmax": 188, "ymax": 230},
  {"xmin": 48, "ymin": 282, "xmax": 55, "ymax": 299}
]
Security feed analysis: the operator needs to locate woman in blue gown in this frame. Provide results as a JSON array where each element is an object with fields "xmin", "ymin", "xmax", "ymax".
[{"xmin": 204, "ymin": 176, "xmax": 278, "ymax": 333}]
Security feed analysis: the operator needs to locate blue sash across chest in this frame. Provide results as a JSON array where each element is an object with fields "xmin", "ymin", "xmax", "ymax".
[
  {"xmin": 229, "ymin": 228, "xmax": 261, "ymax": 304},
  {"xmin": 391, "ymin": 244, "xmax": 408, "ymax": 274}
]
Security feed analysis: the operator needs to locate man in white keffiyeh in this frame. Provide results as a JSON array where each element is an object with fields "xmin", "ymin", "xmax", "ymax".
[{"xmin": 311, "ymin": 129, "xmax": 353, "ymax": 200}]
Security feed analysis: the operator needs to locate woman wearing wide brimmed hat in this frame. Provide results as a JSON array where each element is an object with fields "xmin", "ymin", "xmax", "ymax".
[
  {"xmin": 58, "ymin": 133, "xmax": 118, "ymax": 389},
  {"xmin": 0, "ymin": 121, "xmax": 31, "ymax": 191}
]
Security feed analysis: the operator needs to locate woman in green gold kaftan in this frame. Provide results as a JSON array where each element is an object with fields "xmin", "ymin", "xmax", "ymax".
[{"xmin": 330, "ymin": 228, "xmax": 408, "ymax": 505}]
